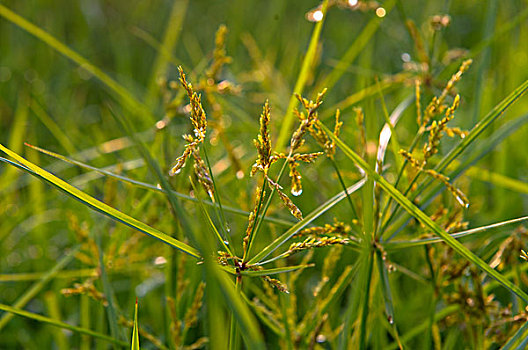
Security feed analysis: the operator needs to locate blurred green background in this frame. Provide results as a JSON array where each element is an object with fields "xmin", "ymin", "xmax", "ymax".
[{"xmin": 1, "ymin": 0, "xmax": 528, "ymax": 348}]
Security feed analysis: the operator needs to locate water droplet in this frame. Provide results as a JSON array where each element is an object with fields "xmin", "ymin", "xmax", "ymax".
[
  {"xmin": 348, "ymin": 0, "xmax": 358, "ymax": 6},
  {"xmin": 291, "ymin": 188, "xmax": 303, "ymax": 196},
  {"xmin": 225, "ymin": 224, "xmax": 231, "ymax": 233},
  {"xmin": 170, "ymin": 167, "xmax": 182, "ymax": 175},
  {"xmin": 156, "ymin": 183, "xmax": 162, "ymax": 189},
  {"xmin": 375, "ymin": 7, "xmax": 386, "ymax": 18},
  {"xmin": 312, "ymin": 10, "xmax": 324, "ymax": 22},
  {"xmin": 223, "ymin": 240, "xmax": 230, "ymax": 246},
  {"xmin": 236, "ymin": 170, "xmax": 244, "ymax": 179},
  {"xmin": 455, "ymin": 195, "xmax": 469, "ymax": 208},
  {"xmin": 388, "ymin": 315, "xmax": 394, "ymax": 324}
]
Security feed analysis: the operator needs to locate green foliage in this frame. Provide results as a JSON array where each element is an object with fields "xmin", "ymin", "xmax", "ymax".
[{"xmin": 1, "ymin": 1, "xmax": 528, "ymax": 349}]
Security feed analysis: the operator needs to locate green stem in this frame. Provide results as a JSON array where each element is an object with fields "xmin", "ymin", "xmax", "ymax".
[
  {"xmin": 329, "ymin": 158, "xmax": 361, "ymax": 232},
  {"xmin": 359, "ymin": 251, "xmax": 375, "ymax": 349}
]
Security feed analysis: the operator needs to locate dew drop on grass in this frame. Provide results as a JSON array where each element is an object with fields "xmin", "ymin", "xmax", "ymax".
[
  {"xmin": 223, "ymin": 240, "xmax": 230, "ymax": 246},
  {"xmin": 171, "ymin": 167, "xmax": 182, "ymax": 175},
  {"xmin": 291, "ymin": 188, "xmax": 303, "ymax": 196},
  {"xmin": 236, "ymin": 170, "xmax": 244, "ymax": 179},
  {"xmin": 455, "ymin": 195, "xmax": 469, "ymax": 208}
]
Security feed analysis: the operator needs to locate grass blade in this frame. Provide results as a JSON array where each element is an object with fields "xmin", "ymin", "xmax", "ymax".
[
  {"xmin": 23, "ymin": 143, "xmax": 294, "ymax": 227},
  {"xmin": 0, "ymin": 246, "xmax": 79, "ymax": 331},
  {"xmin": 321, "ymin": 122, "xmax": 528, "ymax": 303},
  {"xmin": 205, "ymin": 261, "xmax": 265, "ymax": 350},
  {"xmin": 501, "ymin": 319, "xmax": 528, "ymax": 350},
  {"xmin": 131, "ymin": 299, "xmax": 140, "ymax": 350},
  {"xmin": 0, "ymin": 144, "xmax": 201, "ymax": 259},
  {"xmin": 145, "ymin": 0, "xmax": 189, "ymax": 106},
  {"xmin": 434, "ymin": 78, "xmax": 528, "ymax": 176},
  {"xmin": 0, "ymin": 303, "xmax": 128, "ymax": 347},
  {"xmin": 385, "ymin": 216, "xmax": 528, "ymax": 250},
  {"xmin": 0, "ymin": 4, "xmax": 155, "ymax": 123},
  {"xmin": 276, "ymin": 0, "xmax": 329, "ymax": 150},
  {"xmin": 239, "ymin": 264, "xmax": 314, "ymax": 277},
  {"xmin": 248, "ymin": 177, "xmax": 366, "ymax": 265},
  {"xmin": 375, "ymin": 250, "xmax": 403, "ymax": 349}
]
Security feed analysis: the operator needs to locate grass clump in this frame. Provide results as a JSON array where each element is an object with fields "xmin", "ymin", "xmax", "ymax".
[{"xmin": 1, "ymin": 1, "xmax": 528, "ymax": 349}]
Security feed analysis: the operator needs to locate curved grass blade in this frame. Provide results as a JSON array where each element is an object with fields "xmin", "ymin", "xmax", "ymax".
[
  {"xmin": 0, "ymin": 4, "xmax": 155, "ymax": 123},
  {"xmin": 385, "ymin": 216, "xmax": 528, "ymax": 250},
  {"xmin": 131, "ymin": 299, "xmax": 140, "ymax": 350},
  {"xmin": 321, "ymin": 122, "xmax": 528, "ymax": 303},
  {"xmin": 383, "ymin": 112, "xmax": 528, "ymax": 241},
  {"xmin": 0, "ymin": 302, "xmax": 128, "ymax": 347},
  {"xmin": 23, "ymin": 143, "xmax": 294, "ymax": 227},
  {"xmin": 248, "ymin": 177, "xmax": 367, "ymax": 265},
  {"xmin": 205, "ymin": 261, "xmax": 265, "ymax": 350},
  {"xmin": 276, "ymin": 0, "xmax": 329, "ymax": 151},
  {"xmin": 0, "ymin": 144, "xmax": 201, "ymax": 259},
  {"xmin": 381, "ymin": 78, "xmax": 528, "ymax": 240}
]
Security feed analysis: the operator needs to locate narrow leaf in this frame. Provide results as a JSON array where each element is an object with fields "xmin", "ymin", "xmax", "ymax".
[
  {"xmin": 0, "ymin": 144, "xmax": 201, "ymax": 259},
  {"xmin": 0, "ymin": 303, "xmax": 128, "ymax": 347},
  {"xmin": 321, "ymin": 123, "xmax": 528, "ymax": 303},
  {"xmin": 131, "ymin": 299, "xmax": 140, "ymax": 350},
  {"xmin": 248, "ymin": 177, "xmax": 366, "ymax": 265}
]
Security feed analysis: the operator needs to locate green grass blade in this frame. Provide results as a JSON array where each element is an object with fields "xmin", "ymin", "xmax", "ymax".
[
  {"xmin": 189, "ymin": 177, "xmax": 232, "ymax": 255},
  {"xmin": 0, "ymin": 246, "xmax": 79, "ymax": 331},
  {"xmin": 0, "ymin": 93, "xmax": 29, "ymax": 194},
  {"xmin": 248, "ymin": 177, "xmax": 366, "ymax": 265},
  {"xmin": 205, "ymin": 261, "xmax": 265, "ymax": 350},
  {"xmin": 375, "ymin": 250, "xmax": 403, "ymax": 348},
  {"xmin": 501, "ymin": 319, "xmax": 528, "ymax": 350},
  {"xmin": 0, "ymin": 4, "xmax": 155, "ymax": 123},
  {"xmin": 95, "ymin": 231, "xmax": 123, "ymax": 345},
  {"xmin": 383, "ymin": 111, "xmax": 528, "ymax": 242},
  {"xmin": 131, "ymin": 299, "xmax": 140, "ymax": 350},
  {"xmin": 0, "ymin": 302, "xmax": 128, "ymax": 347},
  {"xmin": 0, "ymin": 144, "xmax": 201, "ymax": 259},
  {"xmin": 300, "ymin": 264, "xmax": 357, "ymax": 341},
  {"xmin": 20, "ymin": 144, "xmax": 296, "ymax": 227},
  {"xmin": 385, "ymin": 216, "xmax": 528, "ymax": 250},
  {"xmin": 29, "ymin": 99, "xmax": 77, "ymax": 155},
  {"xmin": 434, "ymin": 78, "xmax": 528, "ymax": 175},
  {"xmin": 146, "ymin": 0, "xmax": 189, "ymax": 106},
  {"xmin": 239, "ymin": 264, "xmax": 314, "ymax": 277},
  {"xmin": 464, "ymin": 165, "xmax": 528, "ymax": 194},
  {"xmin": 275, "ymin": 0, "xmax": 329, "ymax": 151},
  {"xmin": 321, "ymin": 122, "xmax": 528, "ymax": 303}
]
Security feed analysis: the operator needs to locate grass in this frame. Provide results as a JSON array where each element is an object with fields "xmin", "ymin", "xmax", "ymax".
[{"xmin": 1, "ymin": 0, "xmax": 528, "ymax": 348}]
